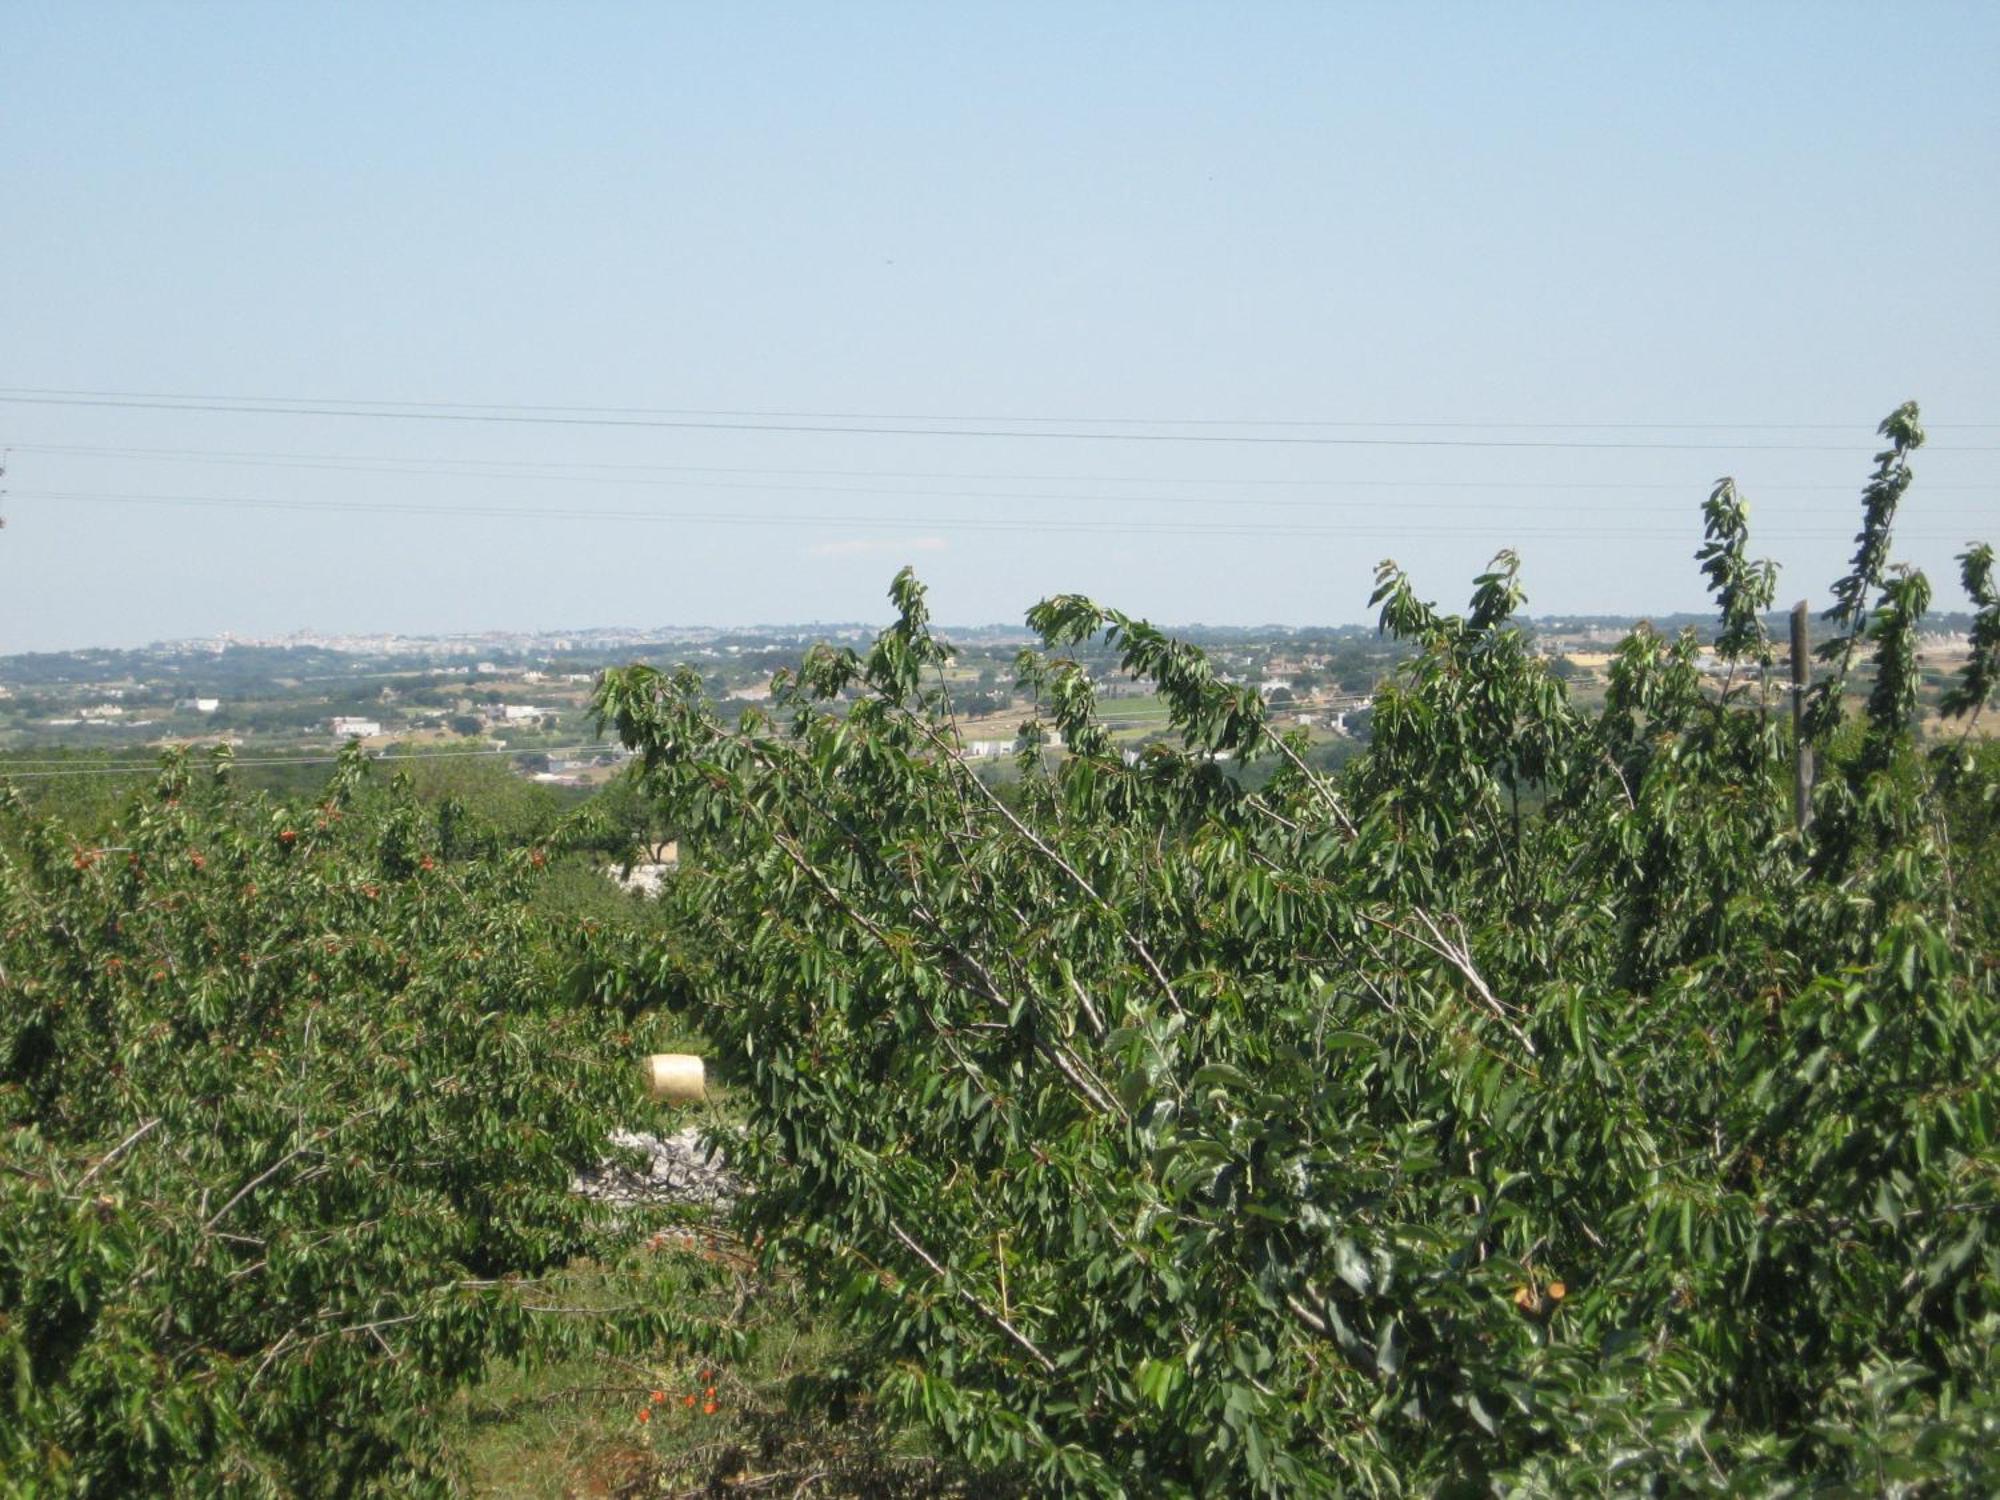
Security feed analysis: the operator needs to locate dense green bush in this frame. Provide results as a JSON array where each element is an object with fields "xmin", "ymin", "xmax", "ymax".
[
  {"xmin": 0, "ymin": 749, "xmax": 698, "ymax": 1496},
  {"xmin": 591, "ymin": 407, "xmax": 2000, "ymax": 1494}
]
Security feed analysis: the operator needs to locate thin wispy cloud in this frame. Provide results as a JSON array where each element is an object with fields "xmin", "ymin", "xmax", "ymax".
[{"xmin": 808, "ymin": 536, "xmax": 950, "ymax": 559}]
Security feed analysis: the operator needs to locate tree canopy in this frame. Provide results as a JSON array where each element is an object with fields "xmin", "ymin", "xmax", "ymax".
[
  {"xmin": 590, "ymin": 405, "xmax": 2000, "ymax": 1494},
  {"xmin": 0, "ymin": 750, "xmax": 705, "ymax": 1495},
  {"xmin": 6, "ymin": 405, "xmax": 1998, "ymax": 1494}
]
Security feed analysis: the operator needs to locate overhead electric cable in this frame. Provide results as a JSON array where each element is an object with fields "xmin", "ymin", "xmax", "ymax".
[
  {"xmin": 9, "ymin": 441, "xmax": 1998, "ymax": 504},
  {"xmin": 0, "ymin": 743, "xmax": 613, "ymax": 780},
  {"xmin": 5, "ymin": 392, "xmax": 1994, "ymax": 451},
  {"xmin": 9, "ymin": 487, "xmax": 1980, "ymax": 544},
  {"xmin": 2, "ymin": 384, "xmax": 1993, "ymax": 430}
]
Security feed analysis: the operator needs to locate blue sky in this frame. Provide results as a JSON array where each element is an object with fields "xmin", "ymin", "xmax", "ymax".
[{"xmin": 2, "ymin": 2, "xmax": 1995, "ymax": 649}]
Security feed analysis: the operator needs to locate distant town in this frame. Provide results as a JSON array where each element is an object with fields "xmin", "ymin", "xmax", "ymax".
[{"xmin": 2, "ymin": 612, "xmax": 1985, "ymax": 786}]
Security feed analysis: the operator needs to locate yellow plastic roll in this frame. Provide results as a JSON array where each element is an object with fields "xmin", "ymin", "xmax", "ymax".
[{"xmin": 643, "ymin": 1053, "xmax": 706, "ymax": 1104}]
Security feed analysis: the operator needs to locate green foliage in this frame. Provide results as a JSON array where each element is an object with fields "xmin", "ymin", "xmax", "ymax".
[
  {"xmin": 1698, "ymin": 477, "xmax": 1777, "ymax": 672},
  {"xmin": 562, "ymin": 766, "xmax": 678, "ymax": 868},
  {"xmin": 380, "ymin": 751, "xmax": 570, "ymax": 859},
  {"xmin": 588, "ymin": 407, "xmax": 1998, "ymax": 1494},
  {"xmin": 0, "ymin": 749, "xmax": 701, "ymax": 1496},
  {"xmin": 1940, "ymin": 541, "xmax": 2000, "ymax": 725},
  {"xmin": 1807, "ymin": 400, "xmax": 1925, "ymax": 741},
  {"xmin": 0, "ymin": 752, "xmax": 134, "ymax": 844},
  {"xmin": 1863, "ymin": 565, "xmax": 1934, "ymax": 759}
]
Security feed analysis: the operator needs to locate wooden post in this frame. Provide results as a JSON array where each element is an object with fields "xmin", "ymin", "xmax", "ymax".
[{"xmin": 1790, "ymin": 602, "xmax": 1812, "ymax": 831}]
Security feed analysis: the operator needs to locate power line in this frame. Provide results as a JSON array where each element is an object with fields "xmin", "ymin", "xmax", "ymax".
[
  {"xmin": 14, "ymin": 440, "xmax": 2000, "ymax": 491},
  {"xmin": 6, "ymin": 391, "xmax": 1994, "ymax": 452},
  {"xmin": 9, "ymin": 487, "xmax": 1988, "ymax": 544},
  {"xmin": 0, "ymin": 740, "xmax": 609, "ymax": 769},
  {"xmin": 3, "ymin": 384, "xmax": 1992, "ymax": 431},
  {"xmin": 0, "ymin": 742, "xmax": 612, "ymax": 780},
  {"xmin": 9, "ymin": 441, "xmax": 1998, "ymax": 506}
]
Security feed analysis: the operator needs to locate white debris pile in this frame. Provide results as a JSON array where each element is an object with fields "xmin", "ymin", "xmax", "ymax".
[
  {"xmin": 605, "ymin": 861, "xmax": 676, "ymax": 897},
  {"xmin": 573, "ymin": 1127, "xmax": 740, "ymax": 1210}
]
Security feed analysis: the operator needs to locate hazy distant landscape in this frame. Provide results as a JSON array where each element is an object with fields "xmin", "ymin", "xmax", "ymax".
[{"xmin": 3, "ymin": 609, "xmax": 1986, "ymax": 775}]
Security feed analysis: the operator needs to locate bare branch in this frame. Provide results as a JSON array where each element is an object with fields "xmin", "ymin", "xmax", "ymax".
[
  {"xmin": 77, "ymin": 1117, "xmax": 162, "ymax": 1188},
  {"xmin": 886, "ymin": 1220, "xmax": 1057, "ymax": 1374}
]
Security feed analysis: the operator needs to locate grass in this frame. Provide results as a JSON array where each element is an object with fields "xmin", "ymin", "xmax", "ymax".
[
  {"xmin": 447, "ymin": 1076, "xmax": 983, "ymax": 1498},
  {"xmin": 446, "ymin": 1236, "xmax": 982, "ymax": 1498}
]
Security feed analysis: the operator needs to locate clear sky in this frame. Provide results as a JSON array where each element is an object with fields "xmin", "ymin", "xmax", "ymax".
[{"xmin": 2, "ymin": 2, "xmax": 1995, "ymax": 651}]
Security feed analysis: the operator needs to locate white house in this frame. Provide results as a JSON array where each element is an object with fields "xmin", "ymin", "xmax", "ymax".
[
  {"xmin": 175, "ymin": 697, "xmax": 221, "ymax": 714},
  {"xmin": 331, "ymin": 716, "xmax": 383, "ymax": 739}
]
